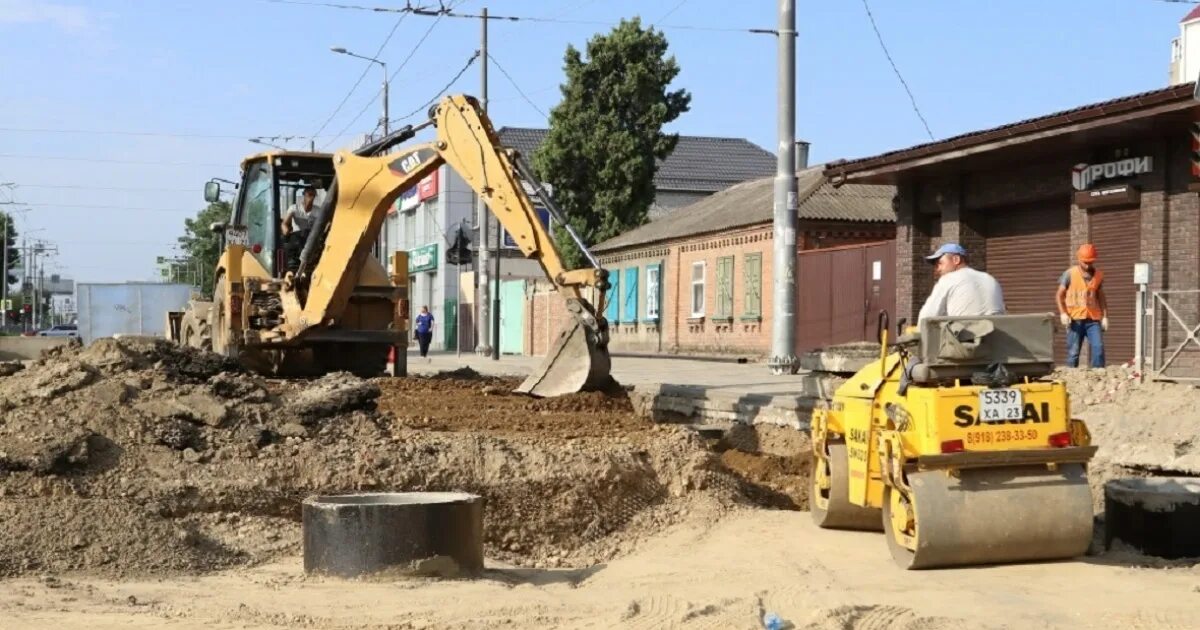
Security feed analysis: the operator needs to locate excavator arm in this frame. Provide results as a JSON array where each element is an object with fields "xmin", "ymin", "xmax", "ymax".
[{"xmin": 292, "ymin": 94, "xmax": 612, "ymax": 396}]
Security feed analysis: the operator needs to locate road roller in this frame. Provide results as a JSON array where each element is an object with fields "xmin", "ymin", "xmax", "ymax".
[{"xmin": 811, "ymin": 312, "xmax": 1098, "ymax": 569}]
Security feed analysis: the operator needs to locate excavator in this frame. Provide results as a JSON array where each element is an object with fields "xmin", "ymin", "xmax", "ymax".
[
  {"xmin": 165, "ymin": 94, "xmax": 610, "ymax": 397},
  {"xmin": 811, "ymin": 312, "xmax": 1098, "ymax": 568}
]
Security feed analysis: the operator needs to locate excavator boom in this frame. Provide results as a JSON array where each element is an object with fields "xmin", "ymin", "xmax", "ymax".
[{"xmin": 290, "ymin": 94, "xmax": 611, "ymax": 396}]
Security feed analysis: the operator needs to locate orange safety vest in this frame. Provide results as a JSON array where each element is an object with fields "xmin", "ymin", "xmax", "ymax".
[{"xmin": 1065, "ymin": 266, "xmax": 1104, "ymax": 321}]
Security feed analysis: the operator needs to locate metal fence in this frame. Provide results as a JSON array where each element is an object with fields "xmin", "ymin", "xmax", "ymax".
[{"xmin": 1150, "ymin": 289, "xmax": 1200, "ymax": 381}]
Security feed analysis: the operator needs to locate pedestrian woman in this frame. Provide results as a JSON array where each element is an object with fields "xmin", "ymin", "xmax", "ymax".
[{"xmin": 415, "ymin": 305, "xmax": 434, "ymax": 360}]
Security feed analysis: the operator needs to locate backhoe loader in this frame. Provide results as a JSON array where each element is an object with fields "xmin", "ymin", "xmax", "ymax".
[
  {"xmin": 165, "ymin": 94, "xmax": 610, "ymax": 397},
  {"xmin": 811, "ymin": 313, "xmax": 1097, "ymax": 568}
]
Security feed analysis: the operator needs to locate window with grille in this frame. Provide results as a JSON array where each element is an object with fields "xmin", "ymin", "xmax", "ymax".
[{"xmin": 690, "ymin": 261, "xmax": 706, "ymax": 317}]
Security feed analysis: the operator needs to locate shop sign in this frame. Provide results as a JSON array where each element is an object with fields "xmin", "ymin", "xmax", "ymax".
[
  {"xmin": 418, "ymin": 170, "xmax": 439, "ymax": 201},
  {"xmin": 1073, "ymin": 184, "xmax": 1141, "ymax": 209},
  {"xmin": 408, "ymin": 243, "xmax": 438, "ymax": 273},
  {"xmin": 1071, "ymin": 156, "xmax": 1152, "ymax": 191},
  {"xmin": 398, "ymin": 186, "xmax": 419, "ymax": 212}
]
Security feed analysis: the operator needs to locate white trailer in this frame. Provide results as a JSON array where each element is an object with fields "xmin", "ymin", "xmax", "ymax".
[{"xmin": 76, "ymin": 282, "xmax": 194, "ymax": 345}]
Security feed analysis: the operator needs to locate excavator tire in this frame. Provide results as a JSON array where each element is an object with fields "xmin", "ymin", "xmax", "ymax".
[{"xmin": 811, "ymin": 444, "xmax": 883, "ymax": 531}]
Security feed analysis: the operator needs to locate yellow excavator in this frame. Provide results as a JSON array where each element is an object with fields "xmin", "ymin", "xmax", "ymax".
[
  {"xmin": 166, "ymin": 94, "xmax": 610, "ymax": 397},
  {"xmin": 811, "ymin": 312, "xmax": 1097, "ymax": 568}
]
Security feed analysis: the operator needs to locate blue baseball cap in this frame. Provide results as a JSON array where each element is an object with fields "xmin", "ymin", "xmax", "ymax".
[{"xmin": 925, "ymin": 242, "xmax": 967, "ymax": 263}]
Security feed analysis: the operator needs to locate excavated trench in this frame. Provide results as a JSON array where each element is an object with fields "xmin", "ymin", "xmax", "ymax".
[{"xmin": 0, "ymin": 337, "xmax": 810, "ymax": 578}]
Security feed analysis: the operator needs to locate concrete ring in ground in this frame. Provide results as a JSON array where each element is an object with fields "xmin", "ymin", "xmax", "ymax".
[
  {"xmin": 303, "ymin": 491, "xmax": 484, "ymax": 578},
  {"xmin": 1104, "ymin": 477, "xmax": 1200, "ymax": 559}
]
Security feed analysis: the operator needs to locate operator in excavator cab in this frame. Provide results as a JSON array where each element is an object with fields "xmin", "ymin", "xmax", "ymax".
[
  {"xmin": 901, "ymin": 243, "xmax": 1006, "ymax": 393},
  {"xmin": 282, "ymin": 185, "xmax": 317, "ymax": 272}
]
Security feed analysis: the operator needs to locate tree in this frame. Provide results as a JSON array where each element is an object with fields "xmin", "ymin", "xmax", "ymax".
[
  {"xmin": 0, "ymin": 211, "xmax": 19, "ymax": 308},
  {"xmin": 172, "ymin": 201, "xmax": 232, "ymax": 298},
  {"xmin": 533, "ymin": 17, "xmax": 691, "ymax": 268}
]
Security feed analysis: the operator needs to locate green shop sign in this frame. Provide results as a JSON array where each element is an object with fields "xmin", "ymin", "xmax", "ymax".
[{"xmin": 408, "ymin": 243, "xmax": 438, "ymax": 273}]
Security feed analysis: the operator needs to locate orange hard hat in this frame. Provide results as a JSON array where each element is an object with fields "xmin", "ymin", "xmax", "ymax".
[{"xmin": 1077, "ymin": 243, "xmax": 1098, "ymax": 263}]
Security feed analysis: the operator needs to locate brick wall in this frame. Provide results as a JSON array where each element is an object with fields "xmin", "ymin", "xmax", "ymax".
[{"xmin": 671, "ymin": 226, "xmax": 775, "ymax": 355}]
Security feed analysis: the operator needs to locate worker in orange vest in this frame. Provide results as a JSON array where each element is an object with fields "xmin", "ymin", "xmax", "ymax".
[{"xmin": 1056, "ymin": 243, "xmax": 1108, "ymax": 368}]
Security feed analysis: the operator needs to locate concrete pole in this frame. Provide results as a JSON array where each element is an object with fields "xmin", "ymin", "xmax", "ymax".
[
  {"xmin": 769, "ymin": 0, "xmax": 799, "ymax": 375},
  {"xmin": 475, "ymin": 6, "xmax": 493, "ymax": 356},
  {"xmin": 1, "ymin": 212, "xmax": 7, "ymax": 327},
  {"xmin": 381, "ymin": 61, "xmax": 390, "ymax": 136}
]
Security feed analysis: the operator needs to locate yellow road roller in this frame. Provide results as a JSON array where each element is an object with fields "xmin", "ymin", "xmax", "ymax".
[{"xmin": 811, "ymin": 313, "xmax": 1098, "ymax": 569}]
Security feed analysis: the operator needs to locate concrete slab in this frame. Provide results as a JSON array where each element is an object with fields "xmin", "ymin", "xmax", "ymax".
[{"xmin": 799, "ymin": 342, "xmax": 880, "ymax": 374}]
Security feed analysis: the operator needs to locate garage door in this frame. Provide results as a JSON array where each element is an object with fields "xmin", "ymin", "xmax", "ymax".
[
  {"xmin": 1088, "ymin": 206, "xmax": 1140, "ymax": 365},
  {"xmin": 985, "ymin": 201, "xmax": 1071, "ymax": 363}
]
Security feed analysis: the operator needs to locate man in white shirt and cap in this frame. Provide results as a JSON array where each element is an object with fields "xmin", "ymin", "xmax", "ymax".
[
  {"xmin": 918, "ymin": 242, "xmax": 1006, "ymax": 322},
  {"xmin": 900, "ymin": 243, "xmax": 1006, "ymax": 394}
]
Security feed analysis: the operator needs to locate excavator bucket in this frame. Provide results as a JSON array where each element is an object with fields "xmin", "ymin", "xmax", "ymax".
[{"xmin": 516, "ymin": 299, "xmax": 612, "ymax": 397}]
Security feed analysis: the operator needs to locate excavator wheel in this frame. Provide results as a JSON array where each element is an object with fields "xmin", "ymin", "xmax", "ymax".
[
  {"xmin": 811, "ymin": 444, "xmax": 883, "ymax": 531},
  {"xmin": 179, "ymin": 312, "xmax": 212, "ymax": 352},
  {"xmin": 882, "ymin": 464, "xmax": 1094, "ymax": 569}
]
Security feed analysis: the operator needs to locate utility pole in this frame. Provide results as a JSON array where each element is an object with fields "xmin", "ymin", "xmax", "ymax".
[
  {"xmin": 0, "ymin": 211, "xmax": 7, "ymax": 328},
  {"xmin": 769, "ymin": 0, "xmax": 799, "ymax": 375},
  {"xmin": 475, "ymin": 6, "xmax": 493, "ymax": 357}
]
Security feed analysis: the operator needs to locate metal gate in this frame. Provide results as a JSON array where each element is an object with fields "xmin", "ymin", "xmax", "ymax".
[
  {"xmin": 796, "ymin": 240, "xmax": 896, "ymax": 354},
  {"xmin": 1150, "ymin": 289, "xmax": 1200, "ymax": 381}
]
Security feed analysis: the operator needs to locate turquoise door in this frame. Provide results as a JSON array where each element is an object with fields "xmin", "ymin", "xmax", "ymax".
[{"xmin": 500, "ymin": 279, "xmax": 525, "ymax": 355}]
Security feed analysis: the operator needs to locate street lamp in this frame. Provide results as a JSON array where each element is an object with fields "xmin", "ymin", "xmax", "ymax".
[{"xmin": 331, "ymin": 46, "xmax": 390, "ymax": 136}]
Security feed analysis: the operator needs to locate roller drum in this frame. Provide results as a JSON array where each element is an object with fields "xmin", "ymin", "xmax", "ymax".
[
  {"xmin": 885, "ymin": 463, "xmax": 1093, "ymax": 569},
  {"xmin": 811, "ymin": 444, "xmax": 883, "ymax": 531}
]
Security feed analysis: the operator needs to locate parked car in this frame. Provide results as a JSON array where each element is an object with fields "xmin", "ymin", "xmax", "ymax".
[{"xmin": 37, "ymin": 324, "xmax": 79, "ymax": 337}]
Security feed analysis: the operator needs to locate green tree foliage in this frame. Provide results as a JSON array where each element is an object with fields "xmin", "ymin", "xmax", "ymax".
[
  {"xmin": 175, "ymin": 201, "xmax": 232, "ymax": 298},
  {"xmin": 532, "ymin": 17, "xmax": 691, "ymax": 268},
  {"xmin": 0, "ymin": 211, "xmax": 19, "ymax": 305}
]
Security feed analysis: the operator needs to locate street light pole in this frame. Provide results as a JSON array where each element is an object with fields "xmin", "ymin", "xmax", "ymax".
[{"xmin": 330, "ymin": 46, "xmax": 389, "ymax": 136}]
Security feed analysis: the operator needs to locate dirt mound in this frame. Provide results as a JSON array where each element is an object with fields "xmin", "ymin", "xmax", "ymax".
[
  {"xmin": 378, "ymin": 375, "xmax": 648, "ymax": 439},
  {"xmin": 0, "ymin": 337, "xmax": 775, "ymax": 577},
  {"xmin": 1059, "ymin": 366, "xmax": 1200, "ymax": 475},
  {"xmin": 0, "ymin": 498, "xmax": 244, "ymax": 578}
]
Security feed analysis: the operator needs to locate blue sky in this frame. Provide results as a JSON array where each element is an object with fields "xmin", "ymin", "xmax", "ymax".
[{"xmin": 0, "ymin": 0, "xmax": 1192, "ymax": 283}]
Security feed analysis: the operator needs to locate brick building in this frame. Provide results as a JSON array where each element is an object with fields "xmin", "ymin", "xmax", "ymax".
[
  {"xmin": 522, "ymin": 167, "xmax": 895, "ymax": 357},
  {"xmin": 825, "ymin": 83, "xmax": 1200, "ymax": 374}
]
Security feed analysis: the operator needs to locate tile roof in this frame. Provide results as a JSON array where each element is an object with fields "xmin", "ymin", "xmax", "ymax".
[
  {"xmin": 1183, "ymin": 6, "xmax": 1200, "ymax": 23},
  {"xmin": 592, "ymin": 167, "xmax": 895, "ymax": 252},
  {"xmin": 826, "ymin": 83, "xmax": 1196, "ymax": 178},
  {"xmin": 497, "ymin": 127, "xmax": 776, "ymax": 193}
]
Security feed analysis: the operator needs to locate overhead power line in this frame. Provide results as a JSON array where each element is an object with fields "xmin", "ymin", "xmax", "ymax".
[
  {"xmin": 262, "ymin": 0, "xmax": 783, "ymax": 35},
  {"xmin": 9, "ymin": 202, "xmax": 195, "ymax": 213},
  {"xmin": 311, "ymin": 11, "xmax": 410, "ymax": 139},
  {"xmin": 324, "ymin": 11, "xmax": 446, "ymax": 149},
  {"xmin": 0, "ymin": 126, "xmax": 344, "ymax": 141},
  {"xmin": 388, "ymin": 50, "xmax": 481, "ymax": 124},
  {"xmin": 486, "ymin": 52, "xmax": 548, "ymax": 119},
  {"xmin": 9, "ymin": 183, "xmax": 197, "ymax": 193},
  {"xmin": 0, "ymin": 153, "xmax": 227, "ymax": 168},
  {"xmin": 860, "ymin": 0, "xmax": 934, "ymax": 140}
]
